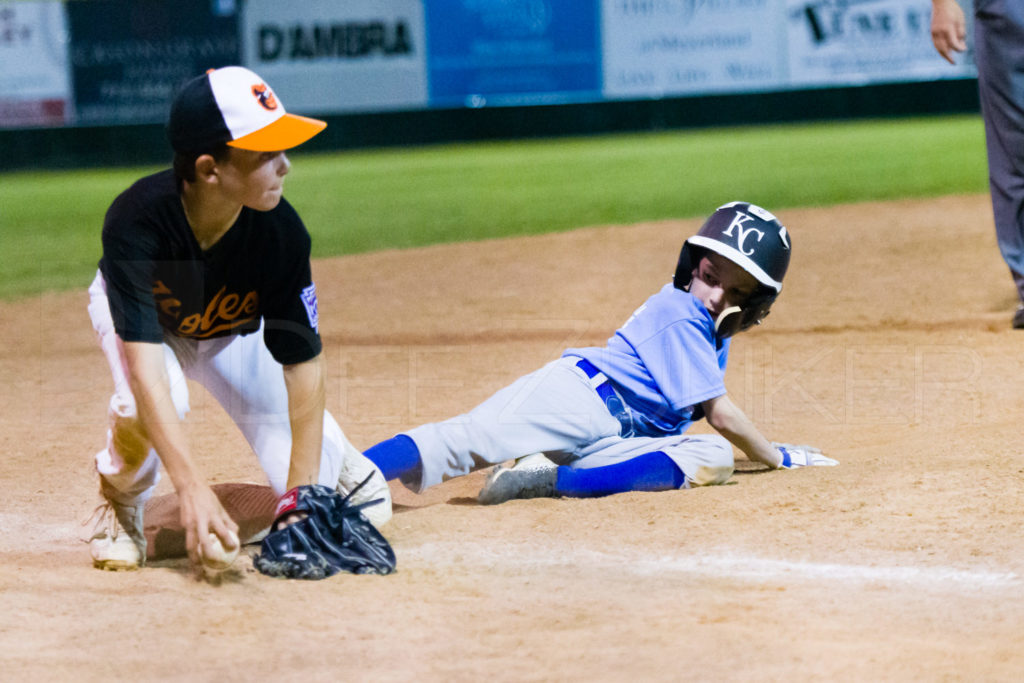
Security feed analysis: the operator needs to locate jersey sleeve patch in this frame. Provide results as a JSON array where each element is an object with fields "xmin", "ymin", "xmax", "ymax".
[{"xmin": 300, "ymin": 283, "xmax": 319, "ymax": 333}]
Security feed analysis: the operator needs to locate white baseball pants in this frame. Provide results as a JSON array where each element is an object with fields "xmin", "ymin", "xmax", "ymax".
[{"xmin": 87, "ymin": 271, "xmax": 362, "ymax": 507}]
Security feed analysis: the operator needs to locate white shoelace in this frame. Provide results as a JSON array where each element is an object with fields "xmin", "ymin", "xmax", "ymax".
[{"xmin": 80, "ymin": 502, "xmax": 119, "ymax": 543}]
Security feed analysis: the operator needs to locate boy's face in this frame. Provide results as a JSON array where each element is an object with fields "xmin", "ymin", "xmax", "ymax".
[
  {"xmin": 214, "ymin": 148, "xmax": 292, "ymax": 211},
  {"xmin": 689, "ymin": 252, "xmax": 759, "ymax": 319}
]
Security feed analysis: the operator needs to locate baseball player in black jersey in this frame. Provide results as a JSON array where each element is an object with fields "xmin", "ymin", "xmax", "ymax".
[
  {"xmin": 85, "ymin": 66, "xmax": 391, "ymax": 571},
  {"xmin": 932, "ymin": 0, "xmax": 1024, "ymax": 327}
]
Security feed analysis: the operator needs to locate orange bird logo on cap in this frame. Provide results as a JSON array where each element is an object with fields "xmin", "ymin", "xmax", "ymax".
[{"xmin": 251, "ymin": 84, "xmax": 278, "ymax": 111}]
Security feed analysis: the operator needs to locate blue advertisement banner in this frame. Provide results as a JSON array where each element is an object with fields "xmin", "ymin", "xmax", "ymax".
[
  {"xmin": 67, "ymin": 0, "xmax": 239, "ymax": 125},
  {"xmin": 425, "ymin": 0, "xmax": 601, "ymax": 108}
]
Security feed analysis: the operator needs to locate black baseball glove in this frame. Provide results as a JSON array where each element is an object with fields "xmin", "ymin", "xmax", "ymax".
[{"xmin": 253, "ymin": 477, "xmax": 396, "ymax": 580}]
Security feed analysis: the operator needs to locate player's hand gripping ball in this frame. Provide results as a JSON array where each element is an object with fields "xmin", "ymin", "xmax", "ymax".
[
  {"xmin": 773, "ymin": 442, "xmax": 839, "ymax": 468},
  {"xmin": 253, "ymin": 480, "xmax": 396, "ymax": 580},
  {"xmin": 199, "ymin": 530, "xmax": 240, "ymax": 572}
]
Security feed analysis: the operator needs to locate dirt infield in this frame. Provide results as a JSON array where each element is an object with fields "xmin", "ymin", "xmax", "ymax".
[{"xmin": 4, "ymin": 194, "xmax": 1024, "ymax": 681}]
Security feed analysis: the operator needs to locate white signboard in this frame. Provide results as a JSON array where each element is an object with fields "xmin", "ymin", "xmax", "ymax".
[
  {"xmin": 601, "ymin": 0, "xmax": 788, "ymax": 99},
  {"xmin": 0, "ymin": 1, "xmax": 70, "ymax": 127},
  {"xmin": 241, "ymin": 0, "xmax": 428, "ymax": 114},
  {"xmin": 785, "ymin": 0, "xmax": 976, "ymax": 87}
]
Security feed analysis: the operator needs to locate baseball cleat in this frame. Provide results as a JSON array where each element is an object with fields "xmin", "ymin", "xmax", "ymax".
[
  {"xmin": 478, "ymin": 463, "xmax": 559, "ymax": 505},
  {"xmin": 337, "ymin": 449, "xmax": 393, "ymax": 529},
  {"xmin": 86, "ymin": 501, "xmax": 144, "ymax": 570}
]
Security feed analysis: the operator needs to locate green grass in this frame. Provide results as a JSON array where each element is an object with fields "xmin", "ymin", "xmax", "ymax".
[{"xmin": 0, "ymin": 115, "xmax": 987, "ymax": 300}]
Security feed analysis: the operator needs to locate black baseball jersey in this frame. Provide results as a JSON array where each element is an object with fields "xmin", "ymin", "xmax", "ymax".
[{"xmin": 99, "ymin": 169, "xmax": 322, "ymax": 365}]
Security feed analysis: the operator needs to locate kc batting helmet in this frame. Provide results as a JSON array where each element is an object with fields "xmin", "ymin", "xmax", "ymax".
[{"xmin": 673, "ymin": 201, "xmax": 792, "ymax": 337}]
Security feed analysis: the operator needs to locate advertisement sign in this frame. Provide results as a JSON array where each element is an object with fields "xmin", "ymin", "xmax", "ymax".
[
  {"xmin": 601, "ymin": 0, "xmax": 787, "ymax": 100},
  {"xmin": 0, "ymin": 1, "xmax": 71, "ymax": 128},
  {"xmin": 426, "ymin": 0, "xmax": 601, "ymax": 108},
  {"xmin": 785, "ymin": 0, "xmax": 976, "ymax": 87},
  {"xmin": 241, "ymin": 0, "xmax": 427, "ymax": 114},
  {"xmin": 67, "ymin": 0, "xmax": 239, "ymax": 125},
  {"xmin": 2, "ymin": 0, "xmax": 981, "ymax": 132}
]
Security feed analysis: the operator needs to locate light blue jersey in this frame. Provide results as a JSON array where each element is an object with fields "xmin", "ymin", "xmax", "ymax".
[{"xmin": 564, "ymin": 283, "xmax": 730, "ymax": 436}]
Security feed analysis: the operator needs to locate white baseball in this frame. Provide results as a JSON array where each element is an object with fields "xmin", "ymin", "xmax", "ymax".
[{"xmin": 200, "ymin": 530, "xmax": 240, "ymax": 571}]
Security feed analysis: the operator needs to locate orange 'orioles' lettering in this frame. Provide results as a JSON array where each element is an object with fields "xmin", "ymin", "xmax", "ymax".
[
  {"xmin": 189, "ymin": 286, "xmax": 259, "ymax": 337},
  {"xmin": 158, "ymin": 283, "xmax": 259, "ymax": 338},
  {"xmin": 153, "ymin": 280, "xmax": 181, "ymax": 318}
]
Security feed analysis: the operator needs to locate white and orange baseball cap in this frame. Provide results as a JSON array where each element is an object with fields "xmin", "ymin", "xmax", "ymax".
[{"xmin": 167, "ymin": 66, "xmax": 326, "ymax": 154}]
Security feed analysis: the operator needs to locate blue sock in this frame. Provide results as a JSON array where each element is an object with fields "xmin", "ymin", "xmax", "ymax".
[
  {"xmin": 363, "ymin": 434, "xmax": 422, "ymax": 481},
  {"xmin": 555, "ymin": 451, "xmax": 685, "ymax": 498}
]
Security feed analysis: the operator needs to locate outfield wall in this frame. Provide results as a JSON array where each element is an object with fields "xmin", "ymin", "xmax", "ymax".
[{"xmin": 0, "ymin": 0, "xmax": 978, "ymax": 170}]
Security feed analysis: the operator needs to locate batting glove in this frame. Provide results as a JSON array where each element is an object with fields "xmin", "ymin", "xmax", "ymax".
[{"xmin": 772, "ymin": 442, "xmax": 838, "ymax": 468}]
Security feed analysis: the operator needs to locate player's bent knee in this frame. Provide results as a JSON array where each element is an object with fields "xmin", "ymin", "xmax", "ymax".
[
  {"xmin": 689, "ymin": 464, "xmax": 735, "ymax": 487},
  {"xmin": 107, "ymin": 394, "xmax": 150, "ymax": 468},
  {"xmin": 687, "ymin": 436, "xmax": 735, "ymax": 486}
]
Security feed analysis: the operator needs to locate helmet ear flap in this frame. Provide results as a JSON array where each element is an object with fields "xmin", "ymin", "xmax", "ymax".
[
  {"xmin": 674, "ymin": 244, "xmax": 706, "ymax": 291},
  {"xmin": 738, "ymin": 289, "xmax": 776, "ymax": 334}
]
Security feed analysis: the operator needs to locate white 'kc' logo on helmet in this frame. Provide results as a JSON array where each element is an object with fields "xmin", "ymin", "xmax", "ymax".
[{"xmin": 721, "ymin": 211, "xmax": 764, "ymax": 256}]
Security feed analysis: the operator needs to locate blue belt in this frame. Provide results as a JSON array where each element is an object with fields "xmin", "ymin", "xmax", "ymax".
[{"xmin": 575, "ymin": 358, "xmax": 634, "ymax": 437}]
